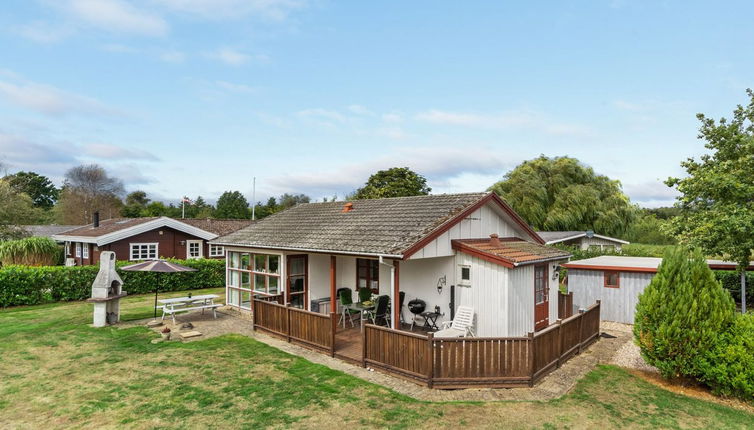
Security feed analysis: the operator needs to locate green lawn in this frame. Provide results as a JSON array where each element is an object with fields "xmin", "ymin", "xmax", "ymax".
[{"xmin": 1, "ymin": 289, "xmax": 752, "ymax": 429}]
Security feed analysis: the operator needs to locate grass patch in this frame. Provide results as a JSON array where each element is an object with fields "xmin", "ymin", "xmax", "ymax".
[{"xmin": 1, "ymin": 289, "xmax": 752, "ymax": 429}]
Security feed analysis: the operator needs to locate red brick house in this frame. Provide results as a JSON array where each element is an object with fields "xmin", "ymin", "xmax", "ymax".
[{"xmin": 52, "ymin": 216, "xmax": 254, "ymax": 266}]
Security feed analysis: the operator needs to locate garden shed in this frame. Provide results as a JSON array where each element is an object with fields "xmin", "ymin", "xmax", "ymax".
[{"xmin": 563, "ymin": 255, "xmax": 752, "ymax": 324}]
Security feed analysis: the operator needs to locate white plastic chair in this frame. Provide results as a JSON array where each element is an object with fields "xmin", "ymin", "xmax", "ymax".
[{"xmin": 434, "ymin": 306, "xmax": 475, "ymax": 337}]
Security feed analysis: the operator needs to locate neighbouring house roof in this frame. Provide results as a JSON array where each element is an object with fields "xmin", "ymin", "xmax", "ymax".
[
  {"xmin": 51, "ymin": 216, "xmax": 254, "ymax": 247},
  {"xmin": 563, "ymin": 255, "xmax": 754, "ymax": 273},
  {"xmin": 536, "ymin": 230, "xmax": 629, "ymax": 245},
  {"xmin": 214, "ymin": 192, "xmax": 544, "ymax": 257},
  {"xmin": 22, "ymin": 225, "xmax": 83, "ymax": 238},
  {"xmin": 452, "ymin": 236, "xmax": 571, "ymax": 268}
]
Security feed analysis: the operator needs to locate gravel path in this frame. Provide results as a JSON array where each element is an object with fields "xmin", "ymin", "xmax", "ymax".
[{"xmin": 602, "ymin": 321, "xmax": 658, "ymax": 373}]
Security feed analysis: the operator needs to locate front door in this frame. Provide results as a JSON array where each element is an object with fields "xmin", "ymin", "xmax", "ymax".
[
  {"xmin": 186, "ymin": 240, "xmax": 203, "ymax": 259},
  {"xmin": 534, "ymin": 265, "xmax": 549, "ymax": 331},
  {"xmin": 286, "ymin": 255, "xmax": 308, "ymax": 309}
]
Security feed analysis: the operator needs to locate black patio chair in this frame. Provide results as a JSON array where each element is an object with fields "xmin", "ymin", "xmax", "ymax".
[
  {"xmin": 367, "ymin": 295, "xmax": 390, "ymax": 326},
  {"xmin": 358, "ymin": 287, "xmax": 373, "ymax": 303},
  {"xmin": 338, "ymin": 289, "xmax": 360, "ymax": 328}
]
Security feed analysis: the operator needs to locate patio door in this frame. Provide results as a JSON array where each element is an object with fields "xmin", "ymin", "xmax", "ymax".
[
  {"xmin": 534, "ymin": 265, "xmax": 549, "ymax": 331},
  {"xmin": 286, "ymin": 255, "xmax": 308, "ymax": 309}
]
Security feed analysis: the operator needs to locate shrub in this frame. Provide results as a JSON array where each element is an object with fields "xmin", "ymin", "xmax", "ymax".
[
  {"xmin": 0, "ymin": 237, "xmax": 62, "ymax": 266},
  {"xmin": 714, "ymin": 271, "xmax": 754, "ymax": 306},
  {"xmin": 698, "ymin": 313, "xmax": 754, "ymax": 400},
  {"xmin": 0, "ymin": 258, "xmax": 225, "ymax": 307},
  {"xmin": 634, "ymin": 247, "xmax": 735, "ymax": 380}
]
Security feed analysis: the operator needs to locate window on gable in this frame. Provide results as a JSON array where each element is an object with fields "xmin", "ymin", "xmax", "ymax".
[
  {"xmin": 458, "ymin": 264, "xmax": 471, "ymax": 286},
  {"xmin": 604, "ymin": 271, "xmax": 620, "ymax": 288}
]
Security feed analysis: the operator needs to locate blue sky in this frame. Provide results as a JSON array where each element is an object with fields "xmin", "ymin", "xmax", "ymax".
[{"xmin": 1, "ymin": 1, "xmax": 752, "ymax": 208}]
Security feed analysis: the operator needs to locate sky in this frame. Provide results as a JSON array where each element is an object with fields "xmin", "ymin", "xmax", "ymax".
[{"xmin": 1, "ymin": 1, "xmax": 753, "ymax": 208}]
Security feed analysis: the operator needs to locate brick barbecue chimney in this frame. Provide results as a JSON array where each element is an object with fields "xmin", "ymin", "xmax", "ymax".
[{"xmin": 489, "ymin": 233, "xmax": 501, "ymax": 247}]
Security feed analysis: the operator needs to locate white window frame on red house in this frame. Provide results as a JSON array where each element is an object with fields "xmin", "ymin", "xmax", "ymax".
[
  {"xmin": 209, "ymin": 244, "xmax": 225, "ymax": 257},
  {"xmin": 65, "ymin": 241, "xmax": 71, "ymax": 256},
  {"xmin": 82, "ymin": 244, "xmax": 89, "ymax": 259},
  {"xmin": 130, "ymin": 243, "xmax": 158, "ymax": 261},
  {"xmin": 75, "ymin": 242, "xmax": 81, "ymax": 258}
]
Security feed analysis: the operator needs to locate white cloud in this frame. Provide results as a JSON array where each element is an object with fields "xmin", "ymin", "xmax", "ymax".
[
  {"xmin": 15, "ymin": 21, "xmax": 74, "ymax": 43},
  {"xmin": 61, "ymin": 0, "xmax": 168, "ymax": 36},
  {"xmin": 265, "ymin": 146, "xmax": 517, "ymax": 198},
  {"xmin": 101, "ymin": 43, "xmax": 140, "ymax": 53},
  {"xmin": 0, "ymin": 75, "xmax": 120, "ymax": 117},
  {"xmin": 160, "ymin": 50, "xmax": 186, "ymax": 63},
  {"xmin": 624, "ymin": 181, "xmax": 680, "ymax": 208},
  {"xmin": 154, "ymin": 0, "xmax": 307, "ymax": 20},
  {"xmin": 206, "ymin": 48, "xmax": 254, "ymax": 66},
  {"xmin": 81, "ymin": 143, "xmax": 158, "ymax": 160},
  {"xmin": 215, "ymin": 80, "xmax": 256, "ymax": 94},
  {"xmin": 347, "ymin": 104, "xmax": 373, "ymax": 116},
  {"xmin": 381, "ymin": 113, "xmax": 403, "ymax": 123},
  {"xmin": 414, "ymin": 109, "xmax": 595, "ymax": 137}
]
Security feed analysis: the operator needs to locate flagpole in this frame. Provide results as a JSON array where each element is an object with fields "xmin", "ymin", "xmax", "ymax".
[
  {"xmin": 252, "ymin": 177, "xmax": 256, "ymax": 220},
  {"xmin": 182, "ymin": 198, "xmax": 185, "ymax": 219}
]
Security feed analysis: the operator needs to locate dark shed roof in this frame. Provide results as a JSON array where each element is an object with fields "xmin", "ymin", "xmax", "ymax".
[{"xmin": 214, "ymin": 193, "xmax": 491, "ymax": 256}]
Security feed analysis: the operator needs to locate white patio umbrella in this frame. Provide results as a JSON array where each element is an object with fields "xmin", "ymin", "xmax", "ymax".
[{"xmin": 120, "ymin": 260, "xmax": 197, "ymax": 319}]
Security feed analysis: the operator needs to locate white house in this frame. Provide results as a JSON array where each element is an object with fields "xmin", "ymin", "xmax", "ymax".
[
  {"xmin": 537, "ymin": 230, "xmax": 629, "ymax": 252},
  {"xmin": 213, "ymin": 192, "xmax": 571, "ymax": 337}
]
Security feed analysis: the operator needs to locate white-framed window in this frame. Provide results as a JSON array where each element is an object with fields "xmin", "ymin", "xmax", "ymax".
[
  {"xmin": 458, "ymin": 264, "xmax": 471, "ymax": 286},
  {"xmin": 187, "ymin": 240, "xmax": 203, "ymax": 259},
  {"xmin": 75, "ymin": 242, "xmax": 81, "ymax": 258},
  {"xmin": 65, "ymin": 241, "xmax": 71, "ymax": 256},
  {"xmin": 209, "ymin": 244, "xmax": 225, "ymax": 257},
  {"xmin": 227, "ymin": 251, "xmax": 281, "ymax": 310},
  {"xmin": 82, "ymin": 244, "xmax": 89, "ymax": 259},
  {"xmin": 130, "ymin": 243, "xmax": 158, "ymax": 261}
]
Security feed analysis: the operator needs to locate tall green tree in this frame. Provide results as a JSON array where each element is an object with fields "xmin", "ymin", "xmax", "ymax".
[
  {"xmin": 666, "ymin": 89, "xmax": 754, "ymax": 272},
  {"xmin": 352, "ymin": 167, "xmax": 431, "ymax": 199},
  {"xmin": 3, "ymin": 171, "xmax": 59, "ymax": 209},
  {"xmin": 277, "ymin": 193, "xmax": 310, "ymax": 210},
  {"xmin": 0, "ymin": 180, "xmax": 42, "ymax": 239},
  {"xmin": 489, "ymin": 155, "xmax": 635, "ymax": 237},
  {"xmin": 215, "ymin": 191, "xmax": 250, "ymax": 219},
  {"xmin": 624, "ymin": 210, "xmax": 677, "ymax": 245},
  {"xmin": 121, "ymin": 191, "xmax": 150, "ymax": 217},
  {"xmin": 634, "ymin": 247, "xmax": 735, "ymax": 380}
]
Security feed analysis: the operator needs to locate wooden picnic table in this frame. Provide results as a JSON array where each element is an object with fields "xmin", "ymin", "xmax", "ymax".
[{"xmin": 158, "ymin": 294, "xmax": 221, "ymax": 323}]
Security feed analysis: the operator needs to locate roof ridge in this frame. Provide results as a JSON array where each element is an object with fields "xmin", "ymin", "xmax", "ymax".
[{"xmin": 296, "ymin": 191, "xmax": 489, "ymax": 207}]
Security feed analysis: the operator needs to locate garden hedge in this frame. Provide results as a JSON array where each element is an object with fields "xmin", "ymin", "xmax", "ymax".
[{"xmin": 0, "ymin": 258, "xmax": 225, "ymax": 308}]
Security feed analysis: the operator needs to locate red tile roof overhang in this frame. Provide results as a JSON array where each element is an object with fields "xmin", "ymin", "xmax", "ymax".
[{"xmin": 451, "ymin": 239, "xmax": 570, "ymax": 269}]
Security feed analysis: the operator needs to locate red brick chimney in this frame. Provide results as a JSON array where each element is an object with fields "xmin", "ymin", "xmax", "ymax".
[
  {"xmin": 342, "ymin": 202, "xmax": 354, "ymax": 213},
  {"xmin": 489, "ymin": 233, "xmax": 501, "ymax": 247}
]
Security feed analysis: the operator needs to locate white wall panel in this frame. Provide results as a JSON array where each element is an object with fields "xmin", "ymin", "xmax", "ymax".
[{"xmin": 569, "ymin": 269, "xmax": 653, "ymax": 324}]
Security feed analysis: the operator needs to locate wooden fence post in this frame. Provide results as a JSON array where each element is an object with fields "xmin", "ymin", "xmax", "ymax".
[
  {"xmin": 330, "ymin": 312, "xmax": 337, "ymax": 357},
  {"xmin": 426, "ymin": 332, "xmax": 434, "ymax": 388},
  {"xmin": 528, "ymin": 331, "xmax": 535, "ymax": 387},
  {"xmin": 286, "ymin": 303, "xmax": 291, "ymax": 343},
  {"xmin": 577, "ymin": 308, "xmax": 585, "ymax": 353},
  {"xmin": 556, "ymin": 319, "xmax": 563, "ymax": 368},
  {"xmin": 250, "ymin": 297, "xmax": 256, "ymax": 332},
  {"xmin": 361, "ymin": 326, "xmax": 368, "ymax": 368}
]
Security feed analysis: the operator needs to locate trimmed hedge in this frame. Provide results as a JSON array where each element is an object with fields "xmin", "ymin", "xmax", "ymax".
[{"xmin": 0, "ymin": 258, "xmax": 225, "ymax": 308}]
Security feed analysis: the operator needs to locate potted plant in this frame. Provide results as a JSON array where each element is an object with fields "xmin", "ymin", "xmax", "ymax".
[{"xmin": 161, "ymin": 327, "xmax": 171, "ymax": 340}]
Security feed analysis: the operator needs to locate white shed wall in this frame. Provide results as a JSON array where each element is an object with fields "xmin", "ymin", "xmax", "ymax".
[
  {"xmin": 568, "ymin": 269, "xmax": 653, "ymax": 324},
  {"xmin": 454, "ymin": 253, "xmax": 509, "ymax": 336},
  {"xmin": 399, "ymin": 256, "xmax": 455, "ymax": 326},
  {"xmin": 508, "ymin": 265, "xmax": 535, "ymax": 336}
]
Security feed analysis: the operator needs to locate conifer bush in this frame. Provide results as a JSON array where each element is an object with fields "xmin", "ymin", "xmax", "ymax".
[
  {"xmin": 698, "ymin": 313, "xmax": 754, "ymax": 400},
  {"xmin": 634, "ymin": 247, "xmax": 735, "ymax": 379}
]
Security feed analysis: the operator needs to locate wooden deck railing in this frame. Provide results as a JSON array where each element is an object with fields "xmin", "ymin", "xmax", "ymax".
[
  {"xmin": 363, "ymin": 301, "xmax": 601, "ymax": 388},
  {"xmin": 252, "ymin": 298, "xmax": 337, "ymax": 355},
  {"xmin": 558, "ymin": 291, "xmax": 574, "ymax": 319},
  {"xmin": 252, "ymin": 297, "xmax": 600, "ymax": 389}
]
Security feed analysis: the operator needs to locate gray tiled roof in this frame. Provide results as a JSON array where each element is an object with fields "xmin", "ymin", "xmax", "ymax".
[
  {"xmin": 214, "ymin": 193, "xmax": 489, "ymax": 256},
  {"xmin": 22, "ymin": 225, "xmax": 83, "ymax": 238},
  {"xmin": 536, "ymin": 231, "xmax": 587, "ymax": 243}
]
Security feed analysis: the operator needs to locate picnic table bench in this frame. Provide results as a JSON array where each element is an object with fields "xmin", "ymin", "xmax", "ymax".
[{"xmin": 158, "ymin": 294, "xmax": 221, "ymax": 323}]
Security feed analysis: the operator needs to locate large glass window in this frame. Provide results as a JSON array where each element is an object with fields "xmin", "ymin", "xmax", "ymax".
[{"xmin": 227, "ymin": 251, "xmax": 282, "ymax": 309}]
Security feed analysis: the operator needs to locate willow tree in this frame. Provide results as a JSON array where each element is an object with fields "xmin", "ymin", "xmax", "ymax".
[
  {"xmin": 352, "ymin": 167, "xmax": 431, "ymax": 200},
  {"xmin": 666, "ymin": 89, "xmax": 754, "ymax": 311},
  {"xmin": 489, "ymin": 156, "xmax": 635, "ymax": 237}
]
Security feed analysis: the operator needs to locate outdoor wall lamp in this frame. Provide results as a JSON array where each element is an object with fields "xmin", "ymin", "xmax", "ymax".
[
  {"xmin": 437, "ymin": 275, "xmax": 446, "ymax": 294},
  {"xmin": 179, "ymin": 240, "xmax": 186, "ymax": 246},
  {"xmin": 552, "ymin": 265, "xmax": 560, "ymax": 281}
]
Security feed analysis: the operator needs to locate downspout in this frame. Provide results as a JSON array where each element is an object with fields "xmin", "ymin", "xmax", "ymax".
[{"xmin": 379, "ymin": 256, "xmax": 397, "ymax": 329}]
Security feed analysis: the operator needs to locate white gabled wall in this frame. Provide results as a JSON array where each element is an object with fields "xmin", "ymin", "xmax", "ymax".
[
  {"xmin": 408, "ymin": 202, "xmax": 540, "ymax": 260},
  {"xmin": 399, "ymin": 256, "xmax": 455, "ymax": 327},
  {"xmin": 454, "ymin": 253, "xmax": 509, "ymax": 336},
  {"xmin": 508, "ymin": 265, "xmax": 535, "ymax": 336}
]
